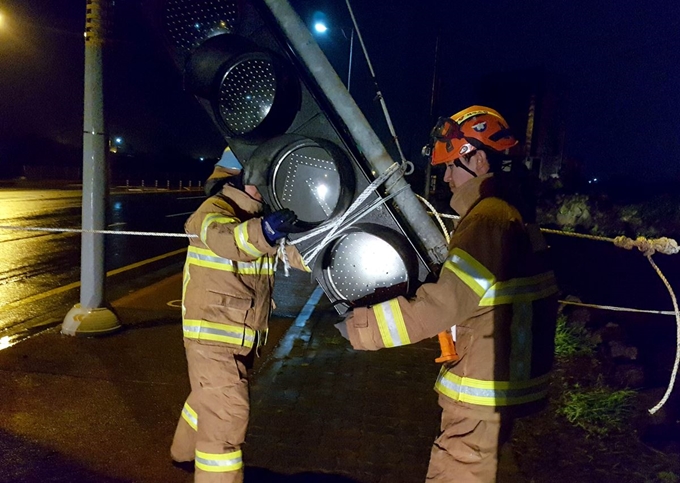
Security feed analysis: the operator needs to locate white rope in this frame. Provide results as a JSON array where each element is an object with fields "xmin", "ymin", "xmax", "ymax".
[
  {"xmin": 290, "ymin": 182, "xmax": 406, "ymax": 249},
  {"xmin": 274, "ymin": 238, "xmax": 290, "ymax": 277},
  {"xmin": 416, "ymin": 195, "xmax": 450, "ymax": 244},
  {"xmin": 297, "ymin": 184, "xmax": 409, "ymax": 267},
  {"xmin": 559, "ymin": 299, "xmax": 676, "ymax": 316},
  {"xmin": 427, "ymin": 211, "xmax": 459, "ymax": 220},
  {"xmin": 292, "ymin": 163, "xmax": 404, "ymax": 267},
  {"xmin": 644, "ymin": 255, "xmax": 680, "ymax": 414},
  {"xmin": 0, "ymin": 225, "xmax": 196, "ymax": 238}
]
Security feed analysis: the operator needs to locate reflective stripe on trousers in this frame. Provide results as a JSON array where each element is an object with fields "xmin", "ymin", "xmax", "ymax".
[
  {"xmin": 182, "ymin": 319, "xmax": 256, "ymax": 347},
  {"xmin": 435, "ymin": 368, "xmax": 550, "ymax": 406},
  {"xmin": 195, "ymin": 449, "xmax": 243, "ymax": 473}
]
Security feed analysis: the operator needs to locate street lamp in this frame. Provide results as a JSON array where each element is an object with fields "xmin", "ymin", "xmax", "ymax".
[{"xmin": 311, "ymin": 17, "xmax": 354, "ymax": 93}]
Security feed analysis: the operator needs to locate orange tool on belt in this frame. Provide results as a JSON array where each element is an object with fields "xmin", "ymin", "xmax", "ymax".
[{"xmin": 435, "ymin": 329, "xmax": 459, "ymax": 363}]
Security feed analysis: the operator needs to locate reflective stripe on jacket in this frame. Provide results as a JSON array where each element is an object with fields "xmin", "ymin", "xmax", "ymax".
[
  {"xmin": 182, "ymin": 185, "xmax": 309, "ymax": 350},
  {"xmin": 346, "ymin": 173, "xmax": 559, "ymax": 415}
]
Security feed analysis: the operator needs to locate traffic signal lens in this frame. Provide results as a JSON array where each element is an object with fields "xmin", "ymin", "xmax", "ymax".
[
  {"xmin": 165, "ymin": 0, "xmax": 239, "ymax": 51},
  {"xmin": 218, "ymin": 55, "xmax": 276, "ymax": 136},
  {"xmin": 272, "ymin": 144, "xmax": 341, "ymax": 224},
  {"xmin": 323, "ymin": 230, "xmax": 412, "ymax": 305}
]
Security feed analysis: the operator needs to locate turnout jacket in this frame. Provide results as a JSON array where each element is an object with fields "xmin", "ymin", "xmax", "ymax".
[
  {"xmin": 182, "ymin": 184, "xmax": 309, "ymax": 353},
  {"xmin": 345, "ymin": 173, "xmax": 558, "ymax": 416}
]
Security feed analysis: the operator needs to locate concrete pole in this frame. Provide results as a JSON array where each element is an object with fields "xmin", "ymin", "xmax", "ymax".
[
  {"xmin": 263, "ymin": 0, "xmax": 448, "ymax": 265},
  {"xmin": 62, "ymin": 0, "xmax": 120, "ymax": 336}
]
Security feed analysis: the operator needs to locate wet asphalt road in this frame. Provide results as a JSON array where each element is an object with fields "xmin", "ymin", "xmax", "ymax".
[{"xmin": 0, "ymin": 188, "xmax": 206, "ymax": 342}]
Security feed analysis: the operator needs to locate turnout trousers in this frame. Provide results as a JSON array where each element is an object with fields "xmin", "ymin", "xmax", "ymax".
[
  {"xmin": 426, "ymin": 396, "xmax": 514, "ymax": 483},
  {"xmin": 171, "ymin": 340, "xmax": 252, "ymax": 483}
]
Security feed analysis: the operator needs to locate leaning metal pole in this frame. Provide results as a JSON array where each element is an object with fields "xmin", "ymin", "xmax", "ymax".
[
  {"xmin": 263, "ymin": 0, "xmax": 448, "ymax": 265},
  {"xmin": 62, "ymin": 0, "xmax": 120, "ymax": 336}
]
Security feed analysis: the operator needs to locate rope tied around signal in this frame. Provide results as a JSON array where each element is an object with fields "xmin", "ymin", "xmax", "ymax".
[{"xmin": 280, "ymin": 161, "xmax": 407, "ymax": 270}]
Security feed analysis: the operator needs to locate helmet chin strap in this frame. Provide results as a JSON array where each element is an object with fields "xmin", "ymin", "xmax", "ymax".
[{"xmin": 453, "ymin": 158, "xmax": 478, "ymax": 178}]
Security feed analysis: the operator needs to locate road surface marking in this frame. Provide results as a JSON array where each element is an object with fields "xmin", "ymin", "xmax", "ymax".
[
  {"xmin": 270, "ymin": 286, "xmax": 325, "ymax": 358},
  {"xmin": 0, "ymin": 248, "xmax": 187, "ymax": 311}
]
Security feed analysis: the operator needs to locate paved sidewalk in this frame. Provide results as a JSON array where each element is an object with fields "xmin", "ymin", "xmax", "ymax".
[
  {"xmin": 245, "ymin": 287, "xmax": 442, "ymax": 482},
  {"xmin": 0, "ymin": 270, "xmax": 520, "ymax": 482}
]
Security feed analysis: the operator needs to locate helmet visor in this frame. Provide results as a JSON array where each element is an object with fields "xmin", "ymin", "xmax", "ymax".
[
  {"xmin": 428, "ymin": 116, "xmax": 476, "ymax": 165},
  {"xmin": 431, "ymin": 117, "xmax": 465, "ymax": 142}
]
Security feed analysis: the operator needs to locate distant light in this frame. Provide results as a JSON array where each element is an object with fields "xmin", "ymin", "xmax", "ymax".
[
  {"xmin": 115, "ymin": 137, "xmax": 123, "ymax": 144},
  {"xmin": 199, "ymin": 157, "xmax": 205, "ymax": 161},
  {"xmin": 314, "ymin": 22, "xmax": 328, "ymax": 34},
  {"xmin": 113, "ymin": 201, "xmax": 122, "ymax": 210},
  {"xmin": 0, "ymin": 336, "xmax": 14, "ymax": 351},
  {"xmin": 593, "ymin": 178, "xmax": 598, "ymax": 182}
]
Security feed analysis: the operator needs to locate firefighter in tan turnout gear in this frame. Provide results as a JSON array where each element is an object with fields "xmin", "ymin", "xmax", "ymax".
[
  {"xmin": 171, "ymin": 147, "xmax": 310, "ymax": 482},
  {"xmin": 335, "ymin": 106, "xmax": 559, "ymax": 482}
]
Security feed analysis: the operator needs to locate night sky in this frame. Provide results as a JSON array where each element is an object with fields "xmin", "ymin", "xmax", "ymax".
[{"xmin": 1, "ymin": 0, "xmax": 679, "ymax": 183}]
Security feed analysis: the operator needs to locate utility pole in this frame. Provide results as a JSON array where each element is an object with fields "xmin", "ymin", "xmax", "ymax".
[
  {"xmin": 62, "ymin": 0, "xmax": 120, "ymax": 336},
  {"xmin": 424, "ymin": 34, "xmax": 441, "ymax": 201}
]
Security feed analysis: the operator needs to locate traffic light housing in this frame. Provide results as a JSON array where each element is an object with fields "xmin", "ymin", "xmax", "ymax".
[{"xmin": 144, "ymin": 0, "xmax": 445, "ymax": 312}]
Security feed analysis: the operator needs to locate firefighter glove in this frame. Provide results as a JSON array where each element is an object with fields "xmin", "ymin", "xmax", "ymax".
[
  {"xmin": 334, "ymin": 321, "xmax": 350, "ymax": 341},
  {"xmin": 334, "ymin": 310, "xmax": 353, "ymax": 341},
  {"xmin": 261, "ymin": 208, "xmax": 299, "ymax": 245}
]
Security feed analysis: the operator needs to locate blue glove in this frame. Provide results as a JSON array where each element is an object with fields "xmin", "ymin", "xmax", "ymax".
[{"xmin": 261, "ymin": 208, "xmax": 299, "ymax": 245}]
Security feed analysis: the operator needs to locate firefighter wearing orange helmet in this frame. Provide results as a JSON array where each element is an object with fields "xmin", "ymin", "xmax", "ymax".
[{"xmin": 336, "ymin": 106, "xmax": 559, "ymax": 482}]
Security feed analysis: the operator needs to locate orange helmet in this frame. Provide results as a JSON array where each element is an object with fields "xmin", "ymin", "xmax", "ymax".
[{"xmin": 428, "ymin": 105, "xmax": 518, "ymax": 166}]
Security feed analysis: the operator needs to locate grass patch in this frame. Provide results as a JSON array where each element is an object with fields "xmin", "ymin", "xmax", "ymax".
[
  {"xmin": 554, "ymin": 313, "xmax": 598, "ymax": 358},
  {"xmin": 657, "ymin": 472, "xmax": 680, "ymax": 483},
  {"xmin": 557, "ymin": 381, "xmax": 636, "ymax": 436}
]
